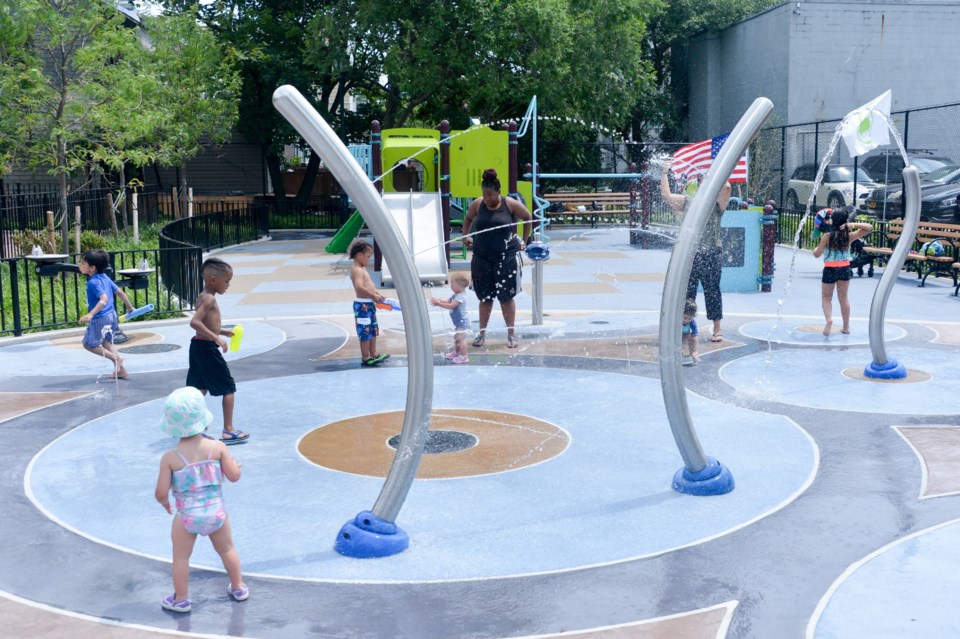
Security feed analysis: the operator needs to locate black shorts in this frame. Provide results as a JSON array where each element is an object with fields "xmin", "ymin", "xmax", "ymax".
[
  {"xmin": 186, "ymin": 338, "xmax": 236, "ymax": 396},
  {"xmin": 471, "ymin": 251, "xmax": 522, "ymax": 303},
  {"xmin": 822, "ymin": 265, "xmax": 852, "ymax": 284}
]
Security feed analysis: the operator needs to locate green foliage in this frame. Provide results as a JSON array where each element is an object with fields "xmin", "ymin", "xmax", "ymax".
[
  {"xmin": 1, "ymin": 223, "xmax": 176, "ymax": 334},
  {"xmin": 73, "ymin": 230, "xmax": 108, "ymax": 253},
  {"xmin": 12, "ymin": 230, "xmax": 59, "ymax": 256},
  {"xmin": 640, "ymin": 0, "xmax": 781, "ymax": 141}
]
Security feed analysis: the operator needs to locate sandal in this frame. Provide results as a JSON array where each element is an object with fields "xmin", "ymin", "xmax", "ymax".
[
  {"xmin": 709, "ymin": 334, "xmax": 724, "ymax": 343},
  {"xmin": 507, "ymin": 334, "xmax": 519, "ymax": 349},
  {"xmin": 472, "ymin": 332, "xmax": 486, "ymax": 347},
  {"xmin": 220, "ymin": 430, "xmax": 250, "ymax": 444}
]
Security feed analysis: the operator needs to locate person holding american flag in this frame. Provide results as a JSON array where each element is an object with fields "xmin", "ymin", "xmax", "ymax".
[{"xmin": 660, "ymin": 159, "xmax": 732, "ymax": 343}]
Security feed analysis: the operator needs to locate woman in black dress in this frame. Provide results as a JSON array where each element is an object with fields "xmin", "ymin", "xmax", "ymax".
[{"xmin": 461, "ymin": 168, "xmax": 534, "ymax": 348}]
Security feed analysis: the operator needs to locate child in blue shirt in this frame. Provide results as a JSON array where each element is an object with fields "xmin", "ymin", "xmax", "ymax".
[
  {"xmin": 79, "ymin": 249, "xmax": 134, "ymax": 378},
  {"xmin": 430, "ymin": 272, "xmax": 471, "ymax": 364}
]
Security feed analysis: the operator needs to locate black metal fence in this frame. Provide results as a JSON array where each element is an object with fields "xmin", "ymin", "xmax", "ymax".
[
  {"xmin": 0, "ymin": 248, "xmax": 196, "ymax": 337},
  {"xmin": 0, "ymin": 180, "xmax": 349, "ymax": 258},
  {"xmin": 158, "ymin": 205, "xmax": 269, "ymax": 306},
  {"xmin": 753, "ymin": 101, "xmax": 960, "ymax": 217},
  {"xmin": 0, "ymin": 204, "xmax": 268, "ymax": 337}
]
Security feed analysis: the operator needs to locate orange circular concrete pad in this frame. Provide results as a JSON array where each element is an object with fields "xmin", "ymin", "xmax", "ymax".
[
  {"xmin": 299, "ymin": 409, "xmax": 569, "ymax": 479},
  {"xmin": 842, "ymin": 367, "xmax": 931, "ymax": 383},
  {"xmin": 50, "ymin": 331, "xmax": 163, "ymax": 349}
]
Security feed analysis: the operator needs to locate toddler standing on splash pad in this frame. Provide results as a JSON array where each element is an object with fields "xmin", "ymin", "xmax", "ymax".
[
  {"xmin": 681, "ymin": 298, "xmax": 700, "ymax": 366},
  {"xmin": 430, "ymin": 271, "xmax": 471, "ymax": 364},
  {"xmin": 349, "ymin": 240, "xmax": 390, "ymax": 367},
  {"xmin": 155, "ymin": 386, "xmax": 247, "ymax": 613}
]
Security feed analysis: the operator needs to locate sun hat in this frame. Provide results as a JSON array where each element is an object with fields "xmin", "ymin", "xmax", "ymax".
[{"xmin": 160, "ymin": 386, "xmax": 213, "ymax": 438}]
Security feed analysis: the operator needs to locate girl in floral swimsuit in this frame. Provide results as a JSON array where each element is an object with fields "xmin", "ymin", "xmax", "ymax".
[{"xmin": 155, "ymin": 386, "xmax": 248, "ymax": 613}]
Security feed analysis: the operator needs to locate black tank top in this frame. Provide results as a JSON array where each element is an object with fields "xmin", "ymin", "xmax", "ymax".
[{"xmin": 472, "ymin": 197, "xmax": 520, "ymax": 259}]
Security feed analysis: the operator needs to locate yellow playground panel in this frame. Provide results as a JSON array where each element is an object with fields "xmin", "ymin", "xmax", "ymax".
[
  {"xmin": 380, "ymin": 129, "xmax": 439, "ymax": 193},
  {"xmin": 382, "ymin": 126, "xmax": 518, "ymax": 199}
]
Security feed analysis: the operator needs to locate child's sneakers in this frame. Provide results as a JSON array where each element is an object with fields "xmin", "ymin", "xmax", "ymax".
[
  {"xmin": 450, "ymin": 354, "xmax": 470, "ymax": 365},
  {"xmin": 681, "ymin": 355, "xmax": 697, "ymax": 367},
  {"xmin": 161, "ymin": 594, "xmax": 192, "ymax": 613},
  {"xmin": 228, "ymin": 584, "xmax": 249, "ymax": 602},
  {"xmin": 444, "ymin": 351, "xmax": 457, "ymax": 360}
]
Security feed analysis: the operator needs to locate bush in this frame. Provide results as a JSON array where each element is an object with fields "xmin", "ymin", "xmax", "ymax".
[
  {"xmin": 12, "ymin": 230, "xmax": 59, "ymax": 256},
  {"xmin": 71, "ymin": 230, "xmax": 108, "ymax": 253}
]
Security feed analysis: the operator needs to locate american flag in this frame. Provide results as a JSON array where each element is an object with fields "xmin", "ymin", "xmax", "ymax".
[{"xmin": 670, "ymin": 133, "xmax": 748, "ymax": 184}]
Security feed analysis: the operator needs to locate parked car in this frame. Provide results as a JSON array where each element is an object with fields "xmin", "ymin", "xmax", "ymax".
[
  {"xmin": 859, "ymin": 150, "xmax": 954, "ymax": 185},
  {"xmin": 918, "ymin": 183, "xmax": 960, "ymax": 223},
  {"xmin": 860, "ymin": 164, "xmax": 960, "ymax": 218},
  {"xmin": 785, "ymin": 164, "xmax": 877, "ymax": 211}
]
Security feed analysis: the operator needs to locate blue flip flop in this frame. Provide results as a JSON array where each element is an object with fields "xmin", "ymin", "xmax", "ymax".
[{"xmin": 220, "ymin": 430, "xmax": 250, "ymax": 444}]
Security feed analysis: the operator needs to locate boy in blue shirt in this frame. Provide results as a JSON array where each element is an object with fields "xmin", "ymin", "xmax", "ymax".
[{"xmin": 79, "ymin": 249, "xmax": 134, "ymax": 378}]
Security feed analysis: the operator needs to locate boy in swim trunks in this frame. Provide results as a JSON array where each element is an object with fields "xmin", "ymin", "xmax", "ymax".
[
  {"xmin": 186, "ymin": 257, "xmax": 249, "ymax": 443},
  {"xmin": 155, "ymin": 386, "xmax": 247, "ymax": 613},
  {"xmin": 349, "ymin": 240, "xmax": 389, "ymax": 367}
]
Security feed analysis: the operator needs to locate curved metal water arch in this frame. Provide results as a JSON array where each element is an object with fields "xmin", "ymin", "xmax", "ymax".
[
  {"xmin": 658, "ymin": 97, "xmax": 773, "ymax": 495},
  {"xmin": 273, "ymin": 85, "xmax": 433, "ymax": 557},
  {"xmin": 864, "ymin": 165, "xmax": 920, "ymax": 379}
]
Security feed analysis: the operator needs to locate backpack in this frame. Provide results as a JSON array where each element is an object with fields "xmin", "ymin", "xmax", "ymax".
[{"xmin": 920, "ymin": 240, "xmax": 944, "ymax": 257}]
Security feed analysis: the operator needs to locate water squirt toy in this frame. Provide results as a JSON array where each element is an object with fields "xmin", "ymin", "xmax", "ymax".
[
  {"xmin": 119, "ymin": 303, "xmax": 154, "ymax": 322},
  {"xmin": 376, "ymin": 298, "xmax": 401, "ymax": 311},
  {"xmin": 229, "ymin": 323, "xmax": 244, "ymax": 352}
]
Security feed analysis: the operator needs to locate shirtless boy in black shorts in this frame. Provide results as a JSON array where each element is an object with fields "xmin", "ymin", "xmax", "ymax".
[{"xmin": 186, "ymin": 257, "xmax": 249, "ymax": 444}]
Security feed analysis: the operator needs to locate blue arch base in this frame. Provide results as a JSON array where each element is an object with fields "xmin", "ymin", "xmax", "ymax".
[
  {"xmin": 672, "ymin": 456, "xmax": 735, "ymax": 496},
  {"xmin": 334, "ymin": 510, "xmax": 409, "ymax": 558},
  {"xmin": 864, "ymin": 359, "xmax": 907, "ymax": 380}
]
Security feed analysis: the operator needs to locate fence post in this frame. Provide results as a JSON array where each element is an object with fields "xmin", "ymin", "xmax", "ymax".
[
  {"xmin": 188, "ymin": 188, "xmax": 194, "ymax": 218},
  {"xmin": 10, "ymin": 260, "xmax": 22, "ymax": 336},
  {"xmin": 760, "ymin": 201, "xmax": 778, "ymax": 292},
  {"xmin": 132, "ymin": 191, "xmax": 139, "ymax": 243},
  {"xmin": 45, "ymin": 210, "xmax": 55, "ymax": 246},
  {"xmin": 73, "ymin": 205, "xmax": 81, "ymax": 253}
]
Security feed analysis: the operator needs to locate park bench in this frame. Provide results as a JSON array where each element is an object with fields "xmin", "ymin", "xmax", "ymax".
[
  {"xmin": 862, "ymin": 219, "xmax": 960, "ymax": 287},
  {"xmin": 542, "ymin": 192, "xmax": 635, "ymax": 227}
]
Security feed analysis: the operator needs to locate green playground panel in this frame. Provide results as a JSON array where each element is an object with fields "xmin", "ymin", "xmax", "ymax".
[
  {"xmin": 325, "ymin": 210, "xmax": 365, "ymax": 253},
  {"xmin": 381, "ymin": 129, "xmax": 439, "ymax": 193}
]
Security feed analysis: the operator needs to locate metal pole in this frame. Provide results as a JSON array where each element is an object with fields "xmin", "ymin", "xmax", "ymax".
[
  {"xmin": 865, "ymin": 166, "xmax": 920, "ymax": 378},
  {"xmin": 439, "ymin": 120, "xmax": 451, "ymax": 266},
  {"xmin": 659, "ymin": 97, "xmax": 772, "ymax": 492},
  {"xmin": 273, "ymin": 86, "xmax": 433, "ymax": 547}
]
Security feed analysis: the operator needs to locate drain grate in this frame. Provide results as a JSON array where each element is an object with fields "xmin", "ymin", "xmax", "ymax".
[
  {"xmin": 118, "ymin": 343, "xmax": 181, "ymax": 354},
  {"xmin": 388, "ymin": 430, "xmax": 478, "ymax": 454}
]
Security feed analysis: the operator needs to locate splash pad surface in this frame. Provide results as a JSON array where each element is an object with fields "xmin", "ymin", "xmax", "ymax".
[{"xmin": 3, "ymin": 229, "xmax": 960, "ymax": 638}]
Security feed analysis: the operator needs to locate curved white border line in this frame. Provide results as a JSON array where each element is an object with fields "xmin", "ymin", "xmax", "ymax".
[
  {"xmin": 23, "ymin": 368, "xmax": 819, "ymax": 585},
  {"xmin": 892, "ymin": 424, "xmax": 960, "ymax": 500},
  {"xmin": 805, "ymin": 516, "xmax": 960, "ymax": 638},
  {"xmin": 512, "ymin": 600, "xmax": 738, "ymax": 638},
  {"xmin": 0, "ymin": 391, "xmax": 93, "ymax": 425},
  {"xmin": 0, "ymin": 588, "xmax": 238, "ymax": 639}
]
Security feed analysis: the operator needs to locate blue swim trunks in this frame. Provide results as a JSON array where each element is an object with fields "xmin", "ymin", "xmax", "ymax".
[{"xmin": 354, "ymin": 299, "xmax": 379, "ymax": 342}]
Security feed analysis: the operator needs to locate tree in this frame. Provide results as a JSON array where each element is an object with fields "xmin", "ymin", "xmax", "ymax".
[
  {"xmin": 138, "ymin": 12, "xmax": 240, "ymax": 217},
  {"xmin": 162, "ymin": 0, "xmax": 342, "ymax": 202},
  {"xmin": 1, "ymin": 0, "xmax": 143, "ymax": 251},
  {"xmin": 639, "ymin": 0, "xmax": 781, "ymax": 142},
  {"xmin": 0, "ymin": 1, "xmax": 44, "ymax": 177}
]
